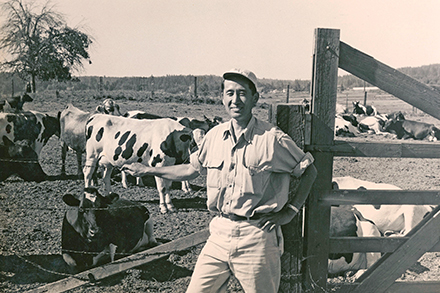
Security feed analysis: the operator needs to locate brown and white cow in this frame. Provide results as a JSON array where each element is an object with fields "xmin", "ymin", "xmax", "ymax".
[
  {"xmin": 83, "ymin": 114, "xmax": 193, "ymax": 213},
  {"xmin": 59, "ymin": 101, "xmax": 122, "ymax": 177},
  {"xmin": 0, "ymin": 111, "xmax": 59, "ymax": 181},
  {"xmin": 383, "ymin": 119, "xmax": 440, "ymax": 141},
  {"xmin": 332, "ymin": 176, "xmax": 433, "ymax": 236},
  {"xmin": 62, "ymin": 187, "xmax": 157, "ymax": 271}
]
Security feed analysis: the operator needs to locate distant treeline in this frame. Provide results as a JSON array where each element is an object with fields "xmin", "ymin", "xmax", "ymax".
[{"xmin": 2, "ymin": 63, "xmax": 440, "ymax": 98}]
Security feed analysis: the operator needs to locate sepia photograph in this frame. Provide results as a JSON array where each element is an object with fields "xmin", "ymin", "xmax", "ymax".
[{"xmin": 1, "ymin": 1, "xmax": 440, "ymax": 292}]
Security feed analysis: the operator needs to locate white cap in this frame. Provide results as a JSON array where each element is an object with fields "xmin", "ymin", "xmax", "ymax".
[{"xmin": 223, "ymin": 68, "xmax": 258, "ymax": 91}]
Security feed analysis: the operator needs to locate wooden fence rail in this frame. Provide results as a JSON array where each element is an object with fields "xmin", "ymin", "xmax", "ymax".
[{"xmin": 302, "ymin": 28, "xmax": 440, "ymax": 293}]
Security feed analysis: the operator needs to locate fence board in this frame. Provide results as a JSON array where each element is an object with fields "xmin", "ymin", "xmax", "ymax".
[
  {"xmin": 333, "ymin": 281, "xmax": 440, "ymax": 293},
  {"xmin": 321, "ymin": 190, "xmax": 440, "ymax": 205},
  {"xmin": 330, "ymin": 237, "xmax": 440, "ymax": 253},
  {"xmin": 352, "ymin": 209, "xmax": 440, "ymax": 293},
  {"xmin": 306, "ymin": 140, "xmax": 440, "ymax": 158},
  {"xmin": 28, "ymin": 229, "xmax": 209, "ymax": 293},
  {"xmin": 339, "ymin": 41, "xmax": 440, "ymax": 121},
  {"xmin": 302, "ymin": 28, "xmax": 339, "ymax": 291}
]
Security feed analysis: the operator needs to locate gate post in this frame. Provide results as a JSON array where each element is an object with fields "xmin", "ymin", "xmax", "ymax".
[
  {"xmin": 270, "ymin": 103, "xmax": 306, "ymax": 292},
  {"xmin": 302, "ymin": 28, "xmax": 339, "ymax": 291}
]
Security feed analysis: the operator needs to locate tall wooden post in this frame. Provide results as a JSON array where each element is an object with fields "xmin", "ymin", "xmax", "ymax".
[
  {"xmin": 286, "ymin": 84, "xmax": 290, "ymax": 103},
  {"xmin": 270, "ymin": 103, "xmax": 306, "ymax": 292},
  {"xmin": 194, "ymin": 76, "xmax": 198, "ymax": 98},
  {"xmin": 302, "ymin": 28, "xmax": 339, "ymax": 291}
]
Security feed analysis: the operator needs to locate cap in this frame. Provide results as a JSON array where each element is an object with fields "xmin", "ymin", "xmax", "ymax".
[{"xmin": 222, "ymin": 69, "xmax": 258, "ymax": 92}]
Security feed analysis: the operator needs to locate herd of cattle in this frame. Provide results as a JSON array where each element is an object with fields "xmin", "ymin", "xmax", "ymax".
[
  {"xmin": 0, "ymin": 94, "xmax": 436, "ymax": 277},
  {"xmin": 336, "ymin": 101, "xmax": 440, "ymax": 141}
]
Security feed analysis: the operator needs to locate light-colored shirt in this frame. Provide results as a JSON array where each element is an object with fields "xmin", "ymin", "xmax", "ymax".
[{"xmin": 190, "ymin": 116, "xmax": 314, "ymax": 218}]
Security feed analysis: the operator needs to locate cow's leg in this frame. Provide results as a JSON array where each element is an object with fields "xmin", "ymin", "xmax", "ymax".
[
  {"xmin": 121, "ymin": 171, "xmax": 129, "ymax": 189},
  {"xmin": 83, "ymin": 159, "xmax": 98, "ymax": 188},
  {"xmin": 181, "ymin": 180, "xmax": 192, "ymax": 193},
  {"xmin": 155, "ymin": 176, "xmax": 175, "ymax": 213},
  {"xmin": 76, "ymin": 151, "xmax": 83, "ymax": 178},
  {"xmin": 61, "ymin": 142, "xmax": 68, "ymax": 176},
  {"xmin": 136, "ymin": 176, "xmax": 144, "ymax": 187},
  {"xmin": 102, "ymin": 166, "xmax": 114, "ymax": 196}
]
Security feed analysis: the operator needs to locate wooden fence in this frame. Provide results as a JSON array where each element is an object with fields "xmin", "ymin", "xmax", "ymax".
[{"xmin": 294, "ymin": 28, "xmax": 440, "ymax": 293}]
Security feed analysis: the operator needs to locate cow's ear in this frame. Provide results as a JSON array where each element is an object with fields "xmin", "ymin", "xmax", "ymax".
[
  {"xmin": 63, "ymin": 194, "xmax": 80, "ymax": 206},
  {"xmin": 2, "ymin": 136, "xmax": 13, "ymax": 147},
  {"xmin": 106, "ymin": 192, "xmax": 119, "ymax": 204}
]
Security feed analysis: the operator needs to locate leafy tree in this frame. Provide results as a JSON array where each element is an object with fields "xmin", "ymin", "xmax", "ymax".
[{"xmin": 0, "ymin": 0, "xmax": 93, "ymax": 92}]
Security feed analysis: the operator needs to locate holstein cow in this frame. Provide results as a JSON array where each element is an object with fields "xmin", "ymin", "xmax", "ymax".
[
  {"xmin": 352, "ymin": 101, "xmax": 378, "ymax": 116},
  {"xmin": 83, "ymin": 114, "xmax": 193, "ymax": 213},
  {"xmin": 0, "ymin": 111, "xmax": 60, "ymax": 181},
  {"xmin": 1, "ymin": 93, "xmax": 33, "ymax": 113},
  {"xmin": 0, "ymin": 136, "xmax": 46, "ymax": 182},
  {"xmin": 383, "ymin": 119, "xmax": 440, "ymax": 141},
  {"xmin": 59, "ymin": 101, "xmax": 122, "ymax": 177},
  {"xmin": 328, "ymin": 205, "xmax": 381, "ymax": 278},
  {"xmin": 332, "ymin": 176, "xmax": 433, "ymax": 236},
  {"xmin": 121, "ymin": 110, "xmax": 222, "ymax": 192},
  {"xmin": 62, "ymin": 187, "xmax": 158, "ymax": 272}
]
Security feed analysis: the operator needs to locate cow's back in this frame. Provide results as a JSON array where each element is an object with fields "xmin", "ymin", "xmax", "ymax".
[
  {"xmin": 85, "ymin": 114, "xmax": 187, "ymax": 167},
  {"xmin": 60, "ymin": 104, "xmax": 91, "ymax": 152}
]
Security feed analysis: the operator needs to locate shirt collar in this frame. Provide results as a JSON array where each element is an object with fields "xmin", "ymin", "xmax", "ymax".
[{"xmin": 222, "ymin": 116, "xmax": 256, "ymax": 143}]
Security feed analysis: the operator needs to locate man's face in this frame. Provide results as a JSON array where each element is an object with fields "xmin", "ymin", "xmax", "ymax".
[{"xmin": 222, "ymin": 79, "xmax": 258, "ymax": 122}]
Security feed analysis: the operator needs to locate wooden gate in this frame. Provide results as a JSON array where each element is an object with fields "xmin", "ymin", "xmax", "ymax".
[{"xmin": 300, "ymin": 28, "xmax": 440, "ymax": 292}]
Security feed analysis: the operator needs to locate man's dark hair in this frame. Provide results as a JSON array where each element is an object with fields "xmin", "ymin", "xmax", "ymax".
[{"xmin": 221, "ymin": 76, "xmax": 257, "ymax": 95}]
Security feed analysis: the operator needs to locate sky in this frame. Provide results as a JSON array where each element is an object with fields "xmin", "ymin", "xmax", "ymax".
[{"xmin": 11, "ymin": 0, "xmax": 440, "ymax": 80}]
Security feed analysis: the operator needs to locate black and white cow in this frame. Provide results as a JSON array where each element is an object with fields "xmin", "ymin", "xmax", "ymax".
[
  {"xmin": 62, "ymin": 187, "xmax": 158, "ymax": 271},
  {"xmin": 332, "ymin": 176, "xmax": 433, "ymax": 236},
  {"xmin": 83, "ymin": 114, "xmax": 193, "ymax": 213},
  {"xmin": 328, "ymin": 205, "xmax": 381, "ymax": 278},
  {"xmin": 1, "ymin": 93, "xmax": 33, "ymax": 113},
  {"xmin": 352, "ymin": 101, "xmax": 378, "ymax": 116},
  {"xmin": 0, "ymin": 111, "xmax": 59, "ymax": 181},
  {"xmin": 0, "ymin": 136, "xmax": 46, "ymax": 182},
  {"xmin": 121, "ymin": 110, "xmax": 222, "ymax": 192}
]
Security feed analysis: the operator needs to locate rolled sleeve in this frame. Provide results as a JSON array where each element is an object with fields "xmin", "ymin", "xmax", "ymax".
[{"xmin": 291, "ymin": 152, "xmax": 314, "ymax": 177}]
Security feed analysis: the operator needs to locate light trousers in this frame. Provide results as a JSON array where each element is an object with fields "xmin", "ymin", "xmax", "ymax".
[{"xmin": 186, "ymin": 216, "xmax": 283, "ymax": 293}]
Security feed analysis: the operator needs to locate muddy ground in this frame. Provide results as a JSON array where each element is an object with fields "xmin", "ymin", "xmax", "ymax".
[{"xmin": 2, "ymin": 91, "xmax": 440, "ymax": 292}]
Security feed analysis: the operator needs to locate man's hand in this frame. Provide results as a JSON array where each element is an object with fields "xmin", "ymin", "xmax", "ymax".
[
  {"xmin": 121, "ymin": 163, "xmax": 151, "ymax": 177},
  {"xmin": 257, "ymin": 206, "xmax": 298, "ymax": 232}
]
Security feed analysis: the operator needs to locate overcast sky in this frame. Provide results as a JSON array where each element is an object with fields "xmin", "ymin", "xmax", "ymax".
[{"xmin": 48, "ymin": 0, "xmax": 440, "ymax": 80}]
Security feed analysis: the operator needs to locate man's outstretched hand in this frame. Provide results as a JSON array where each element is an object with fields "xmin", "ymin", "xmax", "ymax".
[{"xmin": 121, "ymin": 163, "xmax": 151, "ymax": 177}]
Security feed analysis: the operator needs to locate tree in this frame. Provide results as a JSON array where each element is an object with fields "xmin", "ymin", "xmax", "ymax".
[{"xmin": 0, "ymin": 0, "xmax": 93, "ymax": 92}]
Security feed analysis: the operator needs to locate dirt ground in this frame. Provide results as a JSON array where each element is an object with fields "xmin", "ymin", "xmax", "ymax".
[{"xmin": 2, "ymin": 91, "xmax": 440, "ymax": 292}]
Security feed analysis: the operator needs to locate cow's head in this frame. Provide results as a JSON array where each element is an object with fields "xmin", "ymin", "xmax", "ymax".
[
  {"xmin": 63, "ymin": 187, "xmax": 114, "ymax": 243},
  {"xmin": 96, "ymin": 99, "xmax": 122, "ymax": 116},
  {"xmin": 160, "ymin": 129, "xmax": 193, "ymax": 164}
]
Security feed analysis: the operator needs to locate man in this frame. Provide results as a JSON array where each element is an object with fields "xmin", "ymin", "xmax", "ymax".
[{"xmin": 122, "ymin": 69, "xmax": 317, "ymax": 293}]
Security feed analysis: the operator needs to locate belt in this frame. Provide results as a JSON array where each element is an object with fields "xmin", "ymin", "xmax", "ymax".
[{"xmin": 220, "ymin": 212, "xmax": 264, "ymax": 221}]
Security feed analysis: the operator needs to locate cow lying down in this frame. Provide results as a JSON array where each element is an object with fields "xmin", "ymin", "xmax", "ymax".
[
  {"xmin": 328, "ymin": 206, "xmax": 381, "ymax": 278},
  {"xmin": 62, "ymin": 187, "xmax": 158, "ymax": 271}
]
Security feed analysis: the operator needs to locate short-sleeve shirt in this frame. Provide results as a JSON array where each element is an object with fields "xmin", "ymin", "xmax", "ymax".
[{"xmin": 190, "ymin": 116, "xmax": 314, "ymax": 218}]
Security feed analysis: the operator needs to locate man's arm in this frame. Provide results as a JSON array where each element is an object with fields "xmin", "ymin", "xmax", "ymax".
[
  {"xmin": 259, "ymin": 163, "xmax": 317, "ymax": 231},
  {"xmin": 121, "ymin": 163, "xmax": 200, "ymax": 181}
]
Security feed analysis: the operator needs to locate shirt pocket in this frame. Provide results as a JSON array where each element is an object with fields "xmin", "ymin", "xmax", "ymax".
[
  {"xmin": 205, "ymin": 158, "xmax": 224, "ymax": 189},
  {"xmin": 242, "ymin": 163, "xmax": 269, "ymax": 195}
]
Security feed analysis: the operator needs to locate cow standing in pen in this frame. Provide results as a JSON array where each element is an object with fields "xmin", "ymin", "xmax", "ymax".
[{"xmin": 83, "ymin": 114, "xmax": 193, "ymax": 213}]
